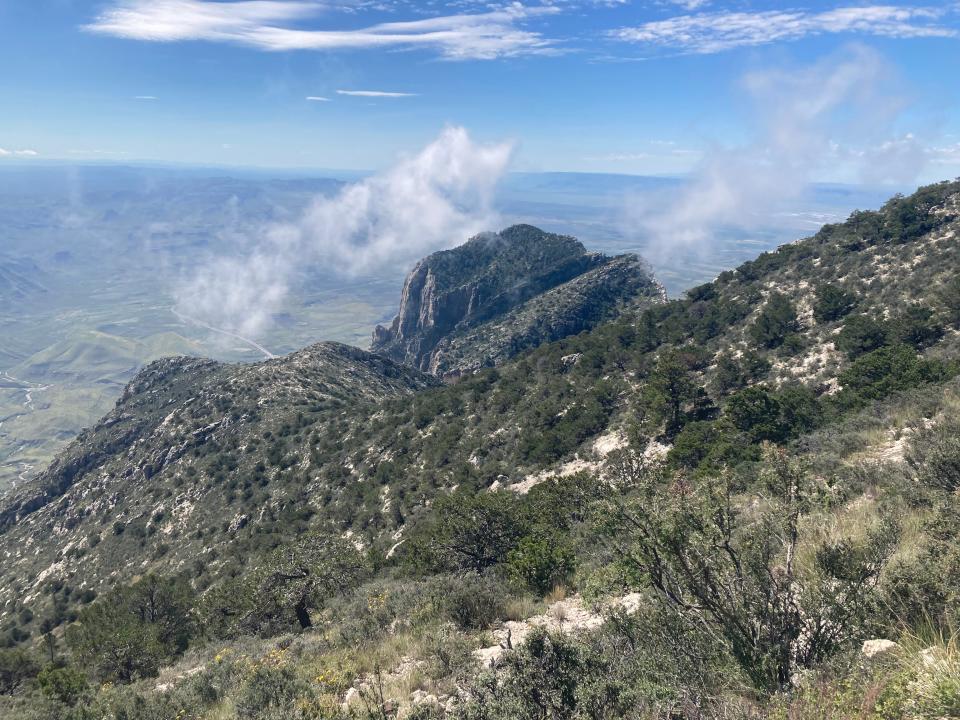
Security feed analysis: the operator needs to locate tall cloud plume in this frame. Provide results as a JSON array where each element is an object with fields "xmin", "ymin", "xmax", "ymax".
[
  {"xmin": 174, "ymin": 126, "xmax": 513, "ymax": 340},
  {"xmin": 625, "ymin": 45, "xmax": 929, "ymax": 264}
]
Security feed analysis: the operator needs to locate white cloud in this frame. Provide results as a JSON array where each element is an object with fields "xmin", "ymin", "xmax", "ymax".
[
  {"xmin": 134, "ymin": 95, "xmax": 158, "ymax": 100},
  {"xmin": 614, "ymin": 6, "xmax": 957, "ymax": 54},
  {"xmin": 0, "ymin": 148, "xmax": 39, "ymax": 157},
  {"xmin": 306, "ymin": 95, "xmax": 331, "ymax": 101},
  {"xmin": 667, "ymin": 0, "xmax": 710, "ymax": 9},
  {"xmin": 624, "ymin": 46, "xmax": 931, "ymax": 261},
  {"xmin": 174, "ymin": 126, "xmax": 513, "ymax": 339},
  {"xmin": 336, "ymin": 89, "xmax": 417, "ymax": 98},
  {"xmin": 84, "ymin": 0, "xmax": 559, "ymax": 60},
  {"xmin": 929, "ymin": 142, "xmax": 960, "ymax": 166}
]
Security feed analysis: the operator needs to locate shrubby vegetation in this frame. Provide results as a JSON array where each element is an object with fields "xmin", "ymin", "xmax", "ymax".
[{"xmin": 3, "ymin": 180, "xmax": 960, "ymax": 718}]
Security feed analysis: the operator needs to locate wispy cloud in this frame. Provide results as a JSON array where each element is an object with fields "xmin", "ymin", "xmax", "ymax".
[
  {"xmin": 0, "ymin": 148, "xmax": 39, "ymax": 157},
  {"xmin": 666, "ymin": 0, "xmax": 710, "ymax": 9},
  {"xmin": 134, "ymin": 95, "xmax": 158, "ymax": 100},
  {"xmin": 613, "ymin": 6, "xmax": 957, "ymax": 54},
  {"xmin": 624, "ymin": 45, "xmax": 931, "ymax": 261},
  {"xmin": 305, "ymin": 95, "xmax": 331, "ymax": 101},
  {"xmin": 336, "ymin": 89, "xmax": 417, "ymax": 98},
  {"xmin": 68, "ymin": 149, "xmax": 130, "ymax": 156},
  {"xmin": 928, "ymin": 142, "xmax": 960, "ymax": 166},
  {"xmin": 175, "ymin": 126, "xmax": 513, "ymax": 338},
  {"xmin": 84, "ymin": 0, "xmax": 560, "ymax": 60}
]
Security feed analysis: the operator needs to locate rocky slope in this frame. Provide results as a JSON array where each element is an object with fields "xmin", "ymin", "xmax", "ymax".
[
  {"xmin": 0, "ymin": 342, "xmax": 436, "ymax": 627},
  {"xmin": 371, "ymin": 224, "xmax": 663, "ymax": 375},
  {"xmin": 2, "ymin": 180, "xmax": 960, "ymax": 682}
]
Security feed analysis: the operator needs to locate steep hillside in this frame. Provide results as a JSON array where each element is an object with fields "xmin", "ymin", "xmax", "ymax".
[
  {"xmin": 371, "ymin": 224, "xmax": 663, "ymax": 375},
  {"xmin": 0, "ymin": 342, "xmax": 437, "ymax": 633},
  {"xmin": 2, "ymin": 181, "xmax": 960, "ymax": 720}
]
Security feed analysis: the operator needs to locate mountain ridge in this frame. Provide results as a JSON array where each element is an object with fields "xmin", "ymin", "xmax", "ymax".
[
  {"xmin": 371, "ymin": 224, "xmax": 664, "ymax": 375},
  {"xmin": 3, "ymin": 181, "xmax": 960, "ymax": 719}
]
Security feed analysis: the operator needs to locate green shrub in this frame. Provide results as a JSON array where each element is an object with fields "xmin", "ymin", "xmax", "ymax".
[
  {"xmin": 506, "ymin": 533, "xmax": 577, "ymax": 596},
  {"xmin": 600, "ymin": 448, "xmax": 898, "ymax": 692},
  {"xmin": 749, "ymin": 293, "xmax": 799, "ymax": 349},
  {"xmin": 814, "ymin": 284, "xmax": 858, "ymax": 323},
  {"xmin": 837, "ymin": 345, "xmax": 954, "ymax": 409},
  {"xmin": 66, "ymin": 574, "xmax": 195, "ymax": 683},
  {"xmin": 907, "ymin": 420, "xmax": 960, "ymax": 493},
  {"xmin": 235, "ymin": 664, "xmax": 311, "ymax": 720},
  {"xmin": 36, "ymin": 664, "xmax": 87, "ymax": 707},
  {"xmin": 836, "ymin": 315, "xmax": 889, "ymax": 358},
  {"xmin": 440, "ymin": 573, "xmax": 509, "ymax": 630},
  {"xmin": 406, "ymin": 490, "xmax": 527, "ymax": 574},
  {"xmin": 0, "ymin": 647, "xmax": 40, "ymax": 694},
  {"xmin": 891, "ymin": 305, "xmax": 944, "ymax": 350}
]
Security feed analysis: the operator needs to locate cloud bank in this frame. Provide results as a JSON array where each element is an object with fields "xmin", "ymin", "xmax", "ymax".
[
  {"xmin": 614, "ymin": 6, "xmax": 957, "ymax": 54},
  {"xmin": 84, "ymin": 0, "xmax": 559, "ymax": 60},
  {"xmin": 626, "ymin": 45, "xmax": 930, "ymax": 262},
  {"xmin": 175, "ymin": 126, "xmax": 513, "ymax": 339}
]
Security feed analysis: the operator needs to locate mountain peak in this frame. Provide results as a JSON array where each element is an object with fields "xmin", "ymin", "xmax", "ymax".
[{"xmin": 371, "ymin": 225, "xmax": 663, "ymax": 375}]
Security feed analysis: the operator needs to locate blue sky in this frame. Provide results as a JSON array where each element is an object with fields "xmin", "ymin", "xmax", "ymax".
[{"xmin": 1, "ymin": 0, "xmax": 959, "ymax": 180}]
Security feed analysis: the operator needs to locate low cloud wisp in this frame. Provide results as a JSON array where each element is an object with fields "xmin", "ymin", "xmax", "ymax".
[
  {"xmin": 0, "ymin": 148, "xmax": 38, "ymax": 157},
  {"xmin": 626, "ymin": 45, "xmax": 931, "ymax": 263},
  {"xmin": 174, "ymin": 126, "xmax": 513, "ymax": 339}
]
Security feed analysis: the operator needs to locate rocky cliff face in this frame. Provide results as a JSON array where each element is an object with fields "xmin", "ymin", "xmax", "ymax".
[{"xmin": 371, "ymin": 225, "xmax": 664, "ymax": 374}]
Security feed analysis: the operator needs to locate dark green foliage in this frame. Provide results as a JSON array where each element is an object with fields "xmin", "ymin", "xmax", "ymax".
[
  {"xmin": 726, "ymin": 387, "xmax": 784, "ymax": 443},
  {"xmin": 200, "ymin": 533, "xmax": 367, "ymax": 637},
  {"xmin": 505, "ymin": 532, "xmax": 577, "ymax": 595},
  {"xmin": 0, "ymin": 647, "xmax": 40, "ymax": 694},
  {"xmin": 404, "ymin": 477, "xmax": 593, "ymax": 598},
  {"xmin": 408, "ymin": 491, "xmax": 527, "ymax": 574},
  {"xmin": 881, "ymin": 182, "xmax": 958, "ymax": 243},
  {"xmin": 835, "ymin": 315, "xmax": 889, "ymax": 358},
  {"xmin": 469, "ymin": 630, "xmax": 582, "ymax": 719},
  {"xmin": 66, "ymin": 575, "xmax": 195, "ymax": 682},
  {"xmin": 907, "ymin": 419, "xmax": 960, "ymax": 493},
  {"xmin": 837, "ymin": 344, "xmax": 954, "ymax": 408},
  {"xmin": 938, "ymin": 276, "xmax": 960, "ymax": 327},
  {"xmin": 641, "ymin": 349, "xmax": 698, "ymax": 435},
  {"xmin": 711, "ymin": 351, "xmax": 770, "ymax": 397},
  {"xmin": 890, "ymin": 305, "xmax": 944, "ymax": 350},
  {"xmin": 667, "ymin": 421, "xmax": 726, "ymax": 470},
  {"xmin": 813, "ymin": 284, "xmax": 857, "ymax": 323},
  {"xmin": 36, "ymin": 665, "xmax": 87, "ymax": 707},
  {"xmin": 725, "ymin": 385, "xmax": 821, "ymax": 445},
  {"xmin": 460, "ymin": 605, "xmax": 729, "ymax": 720},
  {"xmin": 749, "ymin": 293, "xmax": 799, "ymax": 349}
]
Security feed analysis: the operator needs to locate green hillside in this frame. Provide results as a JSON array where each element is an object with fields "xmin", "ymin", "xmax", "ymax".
[{"xmin": 2, "ymin": 181, "xmax": 960, "ymax": 719}]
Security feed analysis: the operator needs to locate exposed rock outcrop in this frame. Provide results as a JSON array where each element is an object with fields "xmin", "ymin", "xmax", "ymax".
[{"xmin": 371, "ymin": 225, "xmax": 664, "ymax": 375}]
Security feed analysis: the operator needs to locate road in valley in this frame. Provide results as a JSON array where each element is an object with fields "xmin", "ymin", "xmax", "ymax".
[{"xmin": 170, "ymin": 307, "xmax": 276, "ymax": 360}]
